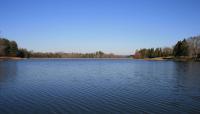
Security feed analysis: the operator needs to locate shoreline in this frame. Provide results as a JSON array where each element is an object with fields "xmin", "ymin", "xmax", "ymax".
[
  {"xmin": 135, "ymin": 57, "xmax": 200, "ymax": 62},
  {"xmin": 28, "ymin": 57, "xmax": 132, "ymax": 60},
  {"xmin": 0, "ymin": 57, "xmax": 24, "ymax": 60},
  {"xmin": 0, "ymin": 57, "xmax": 131, "ymax": 60},
  {"xmin": 134, "ymin": 57, "xmax": 173, "ymax": 61},
  {"xmin": 1, "ymin": 57, "xmax": 199, "ymax": 62}
]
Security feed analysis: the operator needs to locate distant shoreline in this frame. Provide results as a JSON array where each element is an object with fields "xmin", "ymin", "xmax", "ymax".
[
  {"xmin": 28, "ymin": 57, "xmax": 132, "ymax": 60},
  {"xmin": 0, "ymin": 57, "xmax": 131, "ymax": 60}
]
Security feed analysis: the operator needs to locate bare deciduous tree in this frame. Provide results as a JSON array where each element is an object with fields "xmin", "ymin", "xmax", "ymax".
[{"xmin": 187, "ymin": 36, "xmax": 200, "ymax": 59}]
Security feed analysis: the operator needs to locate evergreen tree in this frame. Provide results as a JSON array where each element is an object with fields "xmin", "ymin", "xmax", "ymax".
[
  {"xmin": 17, "ymin": 48, "xmax": 30, "ymax": 58},
  {"xmin": 9, "ymin": 41, "xmax": 18, "ymax": 57},
  {"xmin": 173, "ymin": 39, "xmax": 189, "ymax": 57}
]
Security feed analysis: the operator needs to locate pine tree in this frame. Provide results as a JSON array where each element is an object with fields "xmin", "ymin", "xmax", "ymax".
[
  {"xmin": 9, "ymin": 41, "xmax": 18, "ymax": 57},
  {"xmin": 173, "ymin": 39, "xmax": 189, "ymax": 57}
]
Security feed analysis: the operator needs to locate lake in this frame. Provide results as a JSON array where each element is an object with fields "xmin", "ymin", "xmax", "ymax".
[{"xmin": 0, "ymin": 59, "xmax": 200, "ymax": 114}]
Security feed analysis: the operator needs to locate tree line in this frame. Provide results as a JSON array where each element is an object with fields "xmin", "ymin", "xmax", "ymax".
[
  {"xmin": 134, "ymin": 35, "xmax": 200, "ymax": 60},
  {"xmin": 134, "ymin": 47, "xmax": 173, "ymax": 59},
  {"xmin": 0, "ymin": 38, "xmax": 123, "ymax": 58},
  {"xmin": 28, "ymin": 51, "xmax": 123, "ymax": 58},
  {"xmin": 1, "ymin": 35, "xmax": 200, "ymax": 59}
]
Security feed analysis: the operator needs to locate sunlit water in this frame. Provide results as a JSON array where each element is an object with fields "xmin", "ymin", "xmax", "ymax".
[{"xmin": 0, "ymin": 59, "xmax": 200, "ymax": 114}]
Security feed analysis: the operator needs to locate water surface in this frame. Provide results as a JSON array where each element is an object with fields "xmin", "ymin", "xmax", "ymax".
[{"xmin": 0, "ymin": 59, "xmax": 200, "ymax": 114}]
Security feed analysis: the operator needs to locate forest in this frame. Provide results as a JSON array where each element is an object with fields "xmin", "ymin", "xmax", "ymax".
[{"xmin": 134, "ymin": 35, "xmax": 200, "ymax": 61}]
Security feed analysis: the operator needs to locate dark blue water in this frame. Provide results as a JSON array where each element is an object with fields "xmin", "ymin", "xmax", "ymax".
[{"xmin": 0, "ymin": 59, "xmax": 200, "ymax": 114}]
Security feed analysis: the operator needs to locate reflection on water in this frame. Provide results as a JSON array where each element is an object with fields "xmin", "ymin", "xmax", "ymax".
[
  {"xmin": 0, "ymin": 59, "xmax": 200, "ymax": 114},
  {"xmin": 0, "ymin": 61, "xmax": 17, "ymax": 83}
]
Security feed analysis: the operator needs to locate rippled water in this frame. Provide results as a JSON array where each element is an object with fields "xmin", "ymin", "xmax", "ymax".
[{"xmin": 0, "ymin": 59, "xmax": 200, "ymax": 114}]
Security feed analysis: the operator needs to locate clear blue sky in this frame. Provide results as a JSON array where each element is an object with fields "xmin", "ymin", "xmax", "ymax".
[{"xmin": 0, "ymin": 0, "xmax": 200, "ymax": 55}]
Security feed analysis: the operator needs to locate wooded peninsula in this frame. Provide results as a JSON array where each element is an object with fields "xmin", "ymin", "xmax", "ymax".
[{"xmin": 133, "ymin": 35, "xmax": 200, "ymax": 61}]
